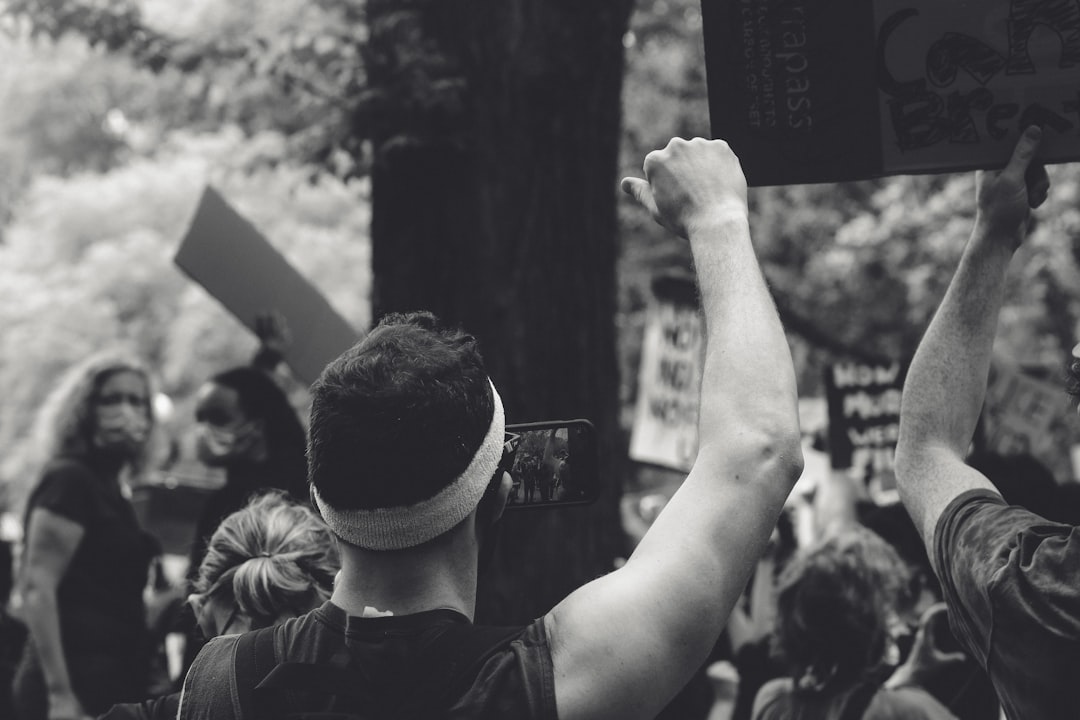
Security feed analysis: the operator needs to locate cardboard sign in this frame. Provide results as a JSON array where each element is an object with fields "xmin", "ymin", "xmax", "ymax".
[
  {"xmin": 823, "ymin": 361, "xmax": 905, "ymax": 475},
  {"xmin": 175, "ymin": 186, "xmax": 360, "ymax": 385},
  {"xmin": 629, "ymin": 293, "xmax": 704, "ymax": 473},
  {"xmin": 702, "ymin": 0, "xmax": 1080, "ymax": 186}
]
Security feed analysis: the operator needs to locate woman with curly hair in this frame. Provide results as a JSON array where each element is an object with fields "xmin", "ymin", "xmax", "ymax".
[
  {"xmin": 13, "ymin": 353, "xmax": 161, "ymax": 720},
  {"xmin": 752, "ymin": 527, "xmax": 956, "ymax": 720},
  {"xmin": 101, "ymin": 490, "xmax": 339, "ymax": 720}
]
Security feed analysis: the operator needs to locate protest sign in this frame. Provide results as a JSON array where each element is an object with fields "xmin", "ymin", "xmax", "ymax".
[
  {"xmin": 702, "ymin": 0, "xmax": 1080, "ymax": 185},
  {"xmin": 823, "ymin": 361, "xmax": 905, "ymax": 478},
  {"xmin": 629, "ymin": 275, "xmax": 703, "ymax": 473},
  {"xmin": 983, "ymin": 365, "xmax": 1066, "ymax": 457},
  {"xmin": 175, "ymin": 186, "xmax": 360, "ymax": 385}
]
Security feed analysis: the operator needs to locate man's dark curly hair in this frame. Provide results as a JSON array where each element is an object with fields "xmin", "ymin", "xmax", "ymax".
[
  {"xmin": 773, "ymin": 527, "xmax": 911, "ymax": 693},
  {"xmin": 307, "ymin": 311, "xmax": 494, "ymax": 511}
]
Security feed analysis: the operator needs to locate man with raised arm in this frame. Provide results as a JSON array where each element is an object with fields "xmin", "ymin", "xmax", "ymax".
[
  {"xmin": 178, "ymin": 137, "xmax": 803, "ymax": 720},
  {"xmin": 894, "ymin": 126, "xmax": 1080, "ymax": 720}
]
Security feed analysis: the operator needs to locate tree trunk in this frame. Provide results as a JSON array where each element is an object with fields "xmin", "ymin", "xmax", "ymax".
[{"xmin": 366, "ymin": 0, "xmax": 633, "ymax": 623}]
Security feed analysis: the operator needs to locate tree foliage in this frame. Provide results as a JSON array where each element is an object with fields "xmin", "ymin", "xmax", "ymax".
[
  {"xmin": 6, "ymin": 0, "xmax": 1080, "ymax": 495},
  {"xmin": 0, "ymin": 122, "xmax": 370, "ymax": 508}
]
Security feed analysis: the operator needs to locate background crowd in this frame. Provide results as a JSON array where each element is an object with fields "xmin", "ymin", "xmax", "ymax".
[{"xmin": 3, "ymin": 324, "xmax": 1076, "ymax": 719}]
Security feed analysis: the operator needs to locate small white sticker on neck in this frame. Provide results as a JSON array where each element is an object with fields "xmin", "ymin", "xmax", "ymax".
[{"xmin": 361, "ymin": 606, "xmax": 394, "ymax": 618}]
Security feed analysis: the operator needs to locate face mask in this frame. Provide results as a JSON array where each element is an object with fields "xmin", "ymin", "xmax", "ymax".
[
  {"xmin": 196, "ymin": 421, "xmax": 260, "ymax": 466},
  {"xmin": 93, "ymin": 404, "xmax": 150, "ymax": 455}
]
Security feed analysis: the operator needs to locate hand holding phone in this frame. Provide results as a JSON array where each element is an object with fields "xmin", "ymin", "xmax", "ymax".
[{"xmin": 500, "ymin": 420, "xmax": 598, "ymax": 509}]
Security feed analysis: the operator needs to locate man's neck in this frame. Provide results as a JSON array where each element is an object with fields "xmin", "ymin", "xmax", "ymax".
[{"xmin": 330, "ymin": 527, "xmax": 479, "ymax": 620}]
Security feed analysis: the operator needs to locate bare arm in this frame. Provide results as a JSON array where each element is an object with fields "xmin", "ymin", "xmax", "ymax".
[
  {"xmin": 812, "ymin": 467, "xmax": 862, "ymax": 541},
  {"xmin": 251, "ymin": 310, "xmax": 290, "ymax": 373},
  {"xmin": 547, "ymin": 138, "xmax": 803, "ymax": 720},
  {"xmin": 20, "ymin": 508, "xmax": 90, "ymax": 720},
  {"xmin": 895, "ymin": 126, "xmax": 1050, "ymax": 553}
]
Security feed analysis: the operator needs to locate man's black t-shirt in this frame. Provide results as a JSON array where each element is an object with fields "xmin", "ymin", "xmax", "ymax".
[
  {"xmin": 179, "ymin": 601, "xmax": 557, "ymax": 719},
  {"xmin": 934, "ymin": 489, "xmax": 1080, "ymax": 720}
]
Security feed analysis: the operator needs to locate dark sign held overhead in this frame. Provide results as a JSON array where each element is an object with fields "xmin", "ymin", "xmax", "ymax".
[
  {"xmin": 702, "ymin": 0, "xmax": 1080, "ymax": 186},
  {"xmin": 175, "ymin": 186, "xmax": 360, "ymax": 386}
]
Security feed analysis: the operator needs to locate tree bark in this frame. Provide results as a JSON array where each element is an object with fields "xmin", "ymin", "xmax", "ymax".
[{"xmin": 366, "ymin": 0, "xmax": 633, "ymax": 623}]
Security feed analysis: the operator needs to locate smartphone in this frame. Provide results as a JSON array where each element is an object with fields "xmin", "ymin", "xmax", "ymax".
[{"xmin": 499, "ymin": 420, "xmax": 598, "ymax": 509}]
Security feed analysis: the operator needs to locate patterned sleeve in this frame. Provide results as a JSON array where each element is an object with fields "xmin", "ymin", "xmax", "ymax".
[{"xmin": 178, "ymin": 635, "xmax": 243, "ymax": 720}]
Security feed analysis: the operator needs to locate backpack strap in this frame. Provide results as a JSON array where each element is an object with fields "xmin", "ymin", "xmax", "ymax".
[
  {"xmin": 427, "ymin": 623, "xmax": 528, "ymax": 701},
  {"xmin": 241, "ymin": 620, "xmax": 527, "ymax": 720},
  {"xmin": 234, "ymin": 627, "xmax": 279, "ymax": 720}
]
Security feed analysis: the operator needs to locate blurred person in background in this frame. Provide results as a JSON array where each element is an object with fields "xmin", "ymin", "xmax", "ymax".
[
  {"xmin": 186, "ymin": 365, "xmax": 308, "ymax": 574},
  {"xmin": 101, "ymin": 490, "xmax": 339, "ymax": 720},
  {"xmin": 895, "ymin": 127, "xmax": 1080, "ymax": 719},
  {"xmin": 0, "ymin": 539, "xmax": 28, "ymax": 719},
  {"xmin": 752, "ymin": 527, "xmax": 957, "ymax": 720},
  {"xmin": 13, "ymin": 353, "xmax": 160, "ymax": 720},
  {"xmin": 187, "ymin": 312, "xmax": 309, "ymax": 576},
  {"xmin": 170, "ymin": 314, "xmax": 310, "ymax": 684}
]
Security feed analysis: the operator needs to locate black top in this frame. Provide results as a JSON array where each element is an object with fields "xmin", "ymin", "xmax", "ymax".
[
  {"xmin": 24, "ymin": 455, "xmax": 157, "ymax": 654},
  {"xmin": 935, "ymin": 489, "xmax": 1080, "ymax": 720},
  {"xmin": 179, "ymin": 601, "xmax": 557, "ymax": 719}
]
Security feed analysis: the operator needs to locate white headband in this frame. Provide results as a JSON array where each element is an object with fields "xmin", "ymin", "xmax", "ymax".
[{"xmin": 312, "ymin": 381, "xmax": 505, "ymax": 550}]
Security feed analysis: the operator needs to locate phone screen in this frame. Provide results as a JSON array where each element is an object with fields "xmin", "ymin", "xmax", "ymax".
[{"xmin": 502, "ymin": 420, "xmax": 597, "ymax": 509}]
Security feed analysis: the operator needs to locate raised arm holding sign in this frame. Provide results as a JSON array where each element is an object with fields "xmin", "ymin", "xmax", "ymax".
[{"xmin": 175, "ymin": 186, "xmax": 359, "ymax": 385}]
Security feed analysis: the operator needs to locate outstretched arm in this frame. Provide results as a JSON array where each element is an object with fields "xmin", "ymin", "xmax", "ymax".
[
  {"xmin": 895, "ymin": 126, "xmax": 1049, "ymax": 552},
  {"xmin": 20, "ymin": 509, "xmax": 91, "ymax": 720},
  {"xmin": 547, "ymin": 138, "xmax": 803, "ymax": 720},
  {"xmin": 251, "ymin": 310, "xmax": 291, "ymax": 373}
]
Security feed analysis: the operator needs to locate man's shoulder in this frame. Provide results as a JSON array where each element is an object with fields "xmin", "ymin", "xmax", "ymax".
[
  {"xmin": 178, "ymin": 634, "xmax": 243, "ymax": 720},
  {"xmin": 934, "ymin": 486, "xmax": 1080, "ymax": 594},
  {"xmin": 931, "ymin": 487, "xmax": 1080, "ymax": 720},
  {"xmin": 179, "ymin": 609, "xmax": 332, "ymax": 719}
]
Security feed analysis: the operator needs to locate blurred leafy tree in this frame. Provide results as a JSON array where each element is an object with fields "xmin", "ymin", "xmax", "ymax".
[
  {"xmin": 10, "ymin": 0, "xmax": 1080, "ymax": 611},
  {"xmin": 4, "ymin": 0, "xmax": 635, "ymax": 623},
  {"xmin": 0, "ymin": 127, "xmax": 370, "ymax": 510},
  {"xmin": 618, "ymin": 0, "xmax": 1080, "ymax": 483}
]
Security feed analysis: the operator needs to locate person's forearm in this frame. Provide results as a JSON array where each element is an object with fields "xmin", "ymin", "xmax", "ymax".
[
  {"xmin": 691, "ymin": 213, "xmax": 801, "ymax": 453},
  {"xmin": 23, "ymin": 584, "xmax": 79, "ymax": 706},
  {"xmin": 813, "ymin": 467, "xmax": 862, "ymax": 540},
  {"xmin": 898, "ymin": 220, "xmax": 1016, "ymax": 459}
]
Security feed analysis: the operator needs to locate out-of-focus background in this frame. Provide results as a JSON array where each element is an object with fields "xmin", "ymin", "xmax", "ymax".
[{"xmin": 2, "ymin": 0, "xmax": 1080, "ymax": 618}]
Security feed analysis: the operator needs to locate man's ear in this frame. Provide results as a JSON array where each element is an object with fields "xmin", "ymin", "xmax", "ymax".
[
  {"xmin": 477, "ymin": 471, "xmax": 512, "ymax": 528},
  {"xmin": 476, "ymin": 471, "xmax": 511, "ymax": 577},
  {"xmin": 490, "ymin": 471, "xmax": 512, "ymax": 525}
]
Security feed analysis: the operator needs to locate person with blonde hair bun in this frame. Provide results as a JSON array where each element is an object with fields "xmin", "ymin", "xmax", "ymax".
[
  {"xmin": 187, "ymin": 490, "xmax": 339, "ymax": 639},
  {"xmin": 100, "ymin": 491, "xmax": 338, "ymax": 720}
]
